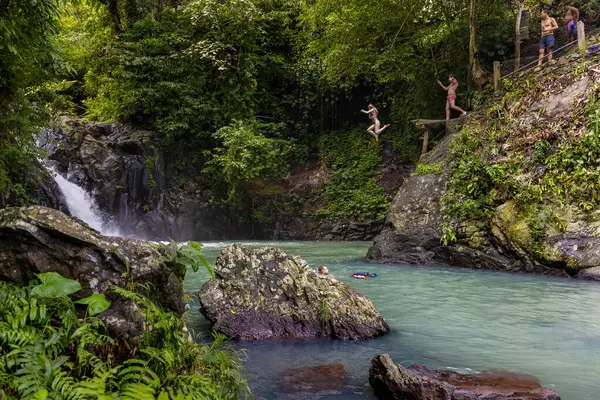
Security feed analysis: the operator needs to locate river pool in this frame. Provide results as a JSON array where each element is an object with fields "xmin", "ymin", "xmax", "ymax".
[{"xmin": 183, "ymin": 241, "xmax": 600, "ymax": 400}]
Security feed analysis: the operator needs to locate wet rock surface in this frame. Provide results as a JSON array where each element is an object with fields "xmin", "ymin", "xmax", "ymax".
[
  {"xmin": 369, "ymin": 354, "xmax": 561, "ymax": 400},
  {"xmin": 199, "ymin": 244, "xmax": 389, "ymax": 341},
  {"xmin": 0, "ymin": 206, "xmax": 185, "ymax": 340},
  {"xmin": 0, "ymin": 157, "xmax": 70, "ymax": 214},
  {"xmin": 40, "ymin": 117, "xmax": 250, "ymax": 241}
]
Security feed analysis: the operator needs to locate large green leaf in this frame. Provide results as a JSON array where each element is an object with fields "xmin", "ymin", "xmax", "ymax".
[
  {"xmin": 30, "ymin": 272, "xmax": 81, "ymax": 298},
  {"xmin": 75, "ymin": 293, "xmax": 111, "ymax": 316},
  {"xmin": 178, "ymin": 241, "xmax": 215, "ymax": 278}
]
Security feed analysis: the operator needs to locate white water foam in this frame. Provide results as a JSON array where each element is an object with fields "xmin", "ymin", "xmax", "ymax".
[{"xmin": 50, "ymin": 168, "xmax": 119, "ymax": 236}]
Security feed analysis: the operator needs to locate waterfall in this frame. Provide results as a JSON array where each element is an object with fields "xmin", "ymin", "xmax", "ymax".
[{"xmin": 49, "ymin": 168, "xmax": 120, "ymax": 237}]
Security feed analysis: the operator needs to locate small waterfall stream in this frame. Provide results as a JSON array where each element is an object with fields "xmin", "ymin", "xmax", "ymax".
[{"xmin": 49, "ymin": 168, "xmax": 119, "ymax": 236}]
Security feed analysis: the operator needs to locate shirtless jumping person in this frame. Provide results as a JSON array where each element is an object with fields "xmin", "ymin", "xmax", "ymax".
[
  {"xmin": 437, "ymin": 75, "xmax": 467, "ymax": 120},
  {"xmin": 360, "ymin": 104, "xmax": 390, "ymax": 142},
  {"xmin": 539, "ymin": 10, "xmax": 559, "ymax": 66}
]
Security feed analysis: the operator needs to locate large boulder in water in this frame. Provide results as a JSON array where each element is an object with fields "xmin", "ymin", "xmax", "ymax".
[
  {"xmin": 369, "ymin": 353, "xmax": 561, "ymax": 400},
  {"xmin": 199, "ymin": 244, "xmax": 389, "ymax": 341},
  {"xmin": 0, "ymin": 206, "xmax": 185, "ymax": 340}
]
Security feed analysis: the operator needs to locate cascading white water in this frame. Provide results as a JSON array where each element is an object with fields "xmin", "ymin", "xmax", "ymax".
[{"xmin": 49, "ymin": 169, "xmax": 119, "ymax": 236}]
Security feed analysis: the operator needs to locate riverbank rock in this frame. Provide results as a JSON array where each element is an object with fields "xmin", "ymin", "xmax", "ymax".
[
  {"xmin": 199, "ymin": 244, "xmax": 389, "ymax": 341},
  {"xmin": 369, "ymin": 354, "xmax": 561, "ymax": 400},
  {"xmin": 0, "ymin": 206, "xmax": 185, "ymax": 340}
]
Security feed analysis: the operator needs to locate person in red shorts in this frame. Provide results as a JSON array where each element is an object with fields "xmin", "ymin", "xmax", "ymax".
[{"xmin": 437, "ymin": 75, "xmax": 467, "ymax": 120}]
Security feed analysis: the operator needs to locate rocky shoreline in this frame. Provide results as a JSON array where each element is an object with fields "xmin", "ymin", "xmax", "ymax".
[
  {"xmin": 369, "ymin": 354, "xmax": 560, "ymax": 400},
  {"xmin": 0, "ymin": 206, "xmax": 570, "ymax": 399},
  {"xmin": 367, "ymin": 55, "xmax": 600, "ymax": 281}
]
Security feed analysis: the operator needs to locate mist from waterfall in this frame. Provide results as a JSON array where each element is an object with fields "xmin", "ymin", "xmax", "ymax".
[{"xmin": 49, "ymin": 168, "xmax": 120, "ymax": 236}]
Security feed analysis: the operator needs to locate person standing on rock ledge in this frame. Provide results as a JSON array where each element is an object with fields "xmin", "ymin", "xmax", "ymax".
[
  {"xmin": 538, "ymin": 10, "xmax": 558, "ymax": 66},
  {"xmin": 436, "ymin": 75, "xmax": 467, "ymax": 120}
]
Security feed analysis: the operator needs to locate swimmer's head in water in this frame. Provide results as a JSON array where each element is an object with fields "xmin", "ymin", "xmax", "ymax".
[{"xmin": 318, "ymin": 265, "xmax": 329, "ymax": 275}]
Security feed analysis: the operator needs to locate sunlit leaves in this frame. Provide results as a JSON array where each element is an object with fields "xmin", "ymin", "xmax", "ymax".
[
  {"xmin": 74, "ymin": 294, "xmax": 111, "ymax": 316},
  {"xmin": 31, "ymin": 272, "xmax": 82, "ymax": 298}
]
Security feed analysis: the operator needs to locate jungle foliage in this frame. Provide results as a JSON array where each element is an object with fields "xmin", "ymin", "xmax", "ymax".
[
  {"xmin": 0, "ymin": 271, "xmax": 249, "ymax": 400},
  {"xmin": 3, "ymin": 0, "xmax": 599, "ymax": 219},
  {"xmin": 440, "ymin": 58, "xmax": 600, "ymax": 246},
  {"xmin": 47, "ymin": 0, "xmax": 532, "ymax": 218}
]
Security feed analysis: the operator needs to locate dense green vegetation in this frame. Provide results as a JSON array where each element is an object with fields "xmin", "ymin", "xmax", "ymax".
[
  {"xmin": 5, "ymin": 0, "xmax": 585, "ymax": 220},
  {"xmin": 2, "ymin": 0, "xmax": 600, "ymax": 219},
  {"xmin": 440, "ymin": 52, "xmax": 600, "ymax": 248},
  {"xmin": 0, "ymin": 243, "xmax": 249, "ymax": 400}
]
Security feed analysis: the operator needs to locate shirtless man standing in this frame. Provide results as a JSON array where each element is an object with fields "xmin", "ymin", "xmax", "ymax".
[
  {"xmin": 539, "ymin": 10, "xmax": 559, "ymax": 66},
  {"xmin": 360, "ymin": 104, "xmax": 390, "ymax": 142},
  {"xmin": 437, "ymin": 75, "xmax": 467, "ymax": 120}
]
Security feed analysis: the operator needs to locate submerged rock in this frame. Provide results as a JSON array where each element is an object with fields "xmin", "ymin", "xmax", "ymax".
[
  {"xmin": 369, "ymin": 354, "xmax": 560, "ymax": 400},
  {"xmin": 199, "ymin": 244, "xmax": 389, "ymax": 341},
  {"xmin": 278, "ymin": 364, "xmax": 345, "ymax": 395},
  {"xmin": 0, "ymin": 206, "xmax": 185, "ymax": 340}
]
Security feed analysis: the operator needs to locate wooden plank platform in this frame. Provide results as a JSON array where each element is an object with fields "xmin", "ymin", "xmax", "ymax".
[{"xmin": 410, "ymin": 119, "xmax": 448, "ymax": 130}]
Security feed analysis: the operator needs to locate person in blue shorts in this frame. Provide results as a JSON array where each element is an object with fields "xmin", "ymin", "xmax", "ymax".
[{"xmin": 538, "ymin": 10, "xmax": 558, "ymax": 66}]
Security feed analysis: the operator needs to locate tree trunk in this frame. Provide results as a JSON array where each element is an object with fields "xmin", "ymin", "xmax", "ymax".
[
  {"xmin": 469, "ymin": 0, "xmax": 478, "ymax": 87},
  {"xmin": 100, "ymin": 0, "xmax": 122, "ymax": 34},
  {"xmin": 153, "ymin": 0, "xmax": 165, "ymax": 21},
  {"xmin": 515, "ymin": 0, "xmax": 525, "ymax": 71},
  {"xmin": 469, "ymin": 0, "xmax": 486, "ymax": 90}
]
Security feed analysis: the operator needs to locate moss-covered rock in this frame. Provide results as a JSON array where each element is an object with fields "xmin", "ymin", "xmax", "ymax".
[
  {"xmin": 199, "ymin": 244, "xmax": 389, "ymax": 341},
  {"xmin": 368, "ymin": 50, "xmax": 600, "ymax": 280},
  {"xmin": 0, "ymin": 206, "xmax": 185, "ymax": 340}
]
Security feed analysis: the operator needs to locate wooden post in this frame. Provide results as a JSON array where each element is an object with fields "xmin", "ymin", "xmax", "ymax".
[
  {"xmin": 577, "ymin": 21, "xmax": 586, "ymax": 53},
  {"xmin": 493, "ymin": 61, "xmax": 501, "ymax": 92},
  {"xmin": 421, "ymin": 130, "xmax": 429, "ymax": 156}
]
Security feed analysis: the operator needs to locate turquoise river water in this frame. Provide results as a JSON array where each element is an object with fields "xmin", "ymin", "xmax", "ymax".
[{"xmin": 183, "ymin": 241, "xmax": 600, "ymax": 400}]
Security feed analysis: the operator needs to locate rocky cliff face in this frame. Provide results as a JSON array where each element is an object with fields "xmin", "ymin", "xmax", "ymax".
[
  {"xmin": 0, "ymin": 156, "xmax": 70, "ymax": 214},
  {"xmin": 266, "ymin": 141, "xmax": 412, "ymax": 241},
  {"xmin": 41, "ymin": 117, "xmax": 411, "ymax": 241},
  {"xmin": 0, "ymin": 206, "xmax": 185, "ymax": 340},
  {"xmin": 199, "ymin": 244, "xmax": 390, "ymax": 341},
  {"xmin": 40, "ymin": 117, "xmax": 250, "ymax": 241},
  {"xmin": 368, "ymin": 50, "xmax": 600, "ymax": 280}
]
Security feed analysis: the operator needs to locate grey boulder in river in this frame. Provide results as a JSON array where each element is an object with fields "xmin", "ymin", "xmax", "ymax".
[
  {"xmin": 0, "ymin": 206, "xmax": 185, "ymax": 341},
  {"xmin": 199, "ymin": 244, "xmax": 389, "ymax": 341},
  {"xmin": 369, "ymin": 353, "xmax": 560, "ymax": 400}
]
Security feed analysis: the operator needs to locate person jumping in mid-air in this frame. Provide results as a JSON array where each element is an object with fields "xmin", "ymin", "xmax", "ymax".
[
  {"xmin": 437, "ymin": 75, "xmax": 467, "ymax": 120},
  {"xmin": 360, "ymin": 104, "xmax": 390, "ymax": 142}
]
